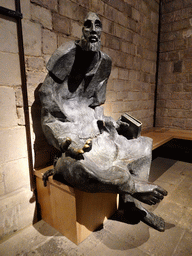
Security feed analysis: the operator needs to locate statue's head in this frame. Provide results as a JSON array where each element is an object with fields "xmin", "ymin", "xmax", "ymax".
[{"xmin": 79, "ymin": 12, "xmax": 102, "ymax": 52}]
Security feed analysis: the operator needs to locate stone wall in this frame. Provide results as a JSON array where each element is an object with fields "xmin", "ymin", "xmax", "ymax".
[
  {"xmin": 101, "ymin": 0, "xmax": 160, "ymax": 129},
  {"xmin": 156, "ymin": 0, "xmax": 192, "ymax": 129},
  {"xmin": 0, "ymin": 0, "xmax": 160, "ymax": 239},
  {"xmin": 0, "ymin": 0, "xmax": 35, "ymax": 240}
]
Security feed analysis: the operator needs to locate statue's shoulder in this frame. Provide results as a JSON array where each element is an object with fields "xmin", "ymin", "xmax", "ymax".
[
  {"xmin": 100, "ymin": 51, "xmax": 112, "ymax": 64},
  {"xmin": 99, "ymin": 51, "xmax": 112, "ymax": 75},
  {"xmin": 46, "ymin": 41, "xmax": 76, "ymax": 70},
  {"xmin": 46, "ymin": 41, "xmax": 76, "ymax": 80}
]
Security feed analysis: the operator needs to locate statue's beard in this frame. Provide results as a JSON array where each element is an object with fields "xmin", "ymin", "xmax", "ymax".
[{"xmin": 79, "ymin": 38, "xmax": 101, "ymax": 52}]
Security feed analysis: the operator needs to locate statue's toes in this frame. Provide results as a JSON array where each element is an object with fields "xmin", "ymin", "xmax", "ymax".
[
  {"xmin": 153, "ymin": 190, "xmax": 165, "ymax": 200},
  {"xmin": 150, "ymin": 197, "xmax": 162, "ymax": 205},
  {"xmin": 156, "ymin": 186, "xmax": 168, "ymax": 196}
]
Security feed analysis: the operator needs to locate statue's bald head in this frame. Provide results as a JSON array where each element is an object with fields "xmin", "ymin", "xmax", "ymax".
[
  {"xmin": 84, "ymin": 12, "xmax": 101, "ymax": 25},
  {"xmin": 79, "ymin": 12, "xmax": 102, "ymax": 52}
]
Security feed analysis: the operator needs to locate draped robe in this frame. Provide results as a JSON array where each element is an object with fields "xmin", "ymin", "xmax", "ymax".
[{"xmin": 39, "ymin": 41, "xmax": 153, "ymax": 195}]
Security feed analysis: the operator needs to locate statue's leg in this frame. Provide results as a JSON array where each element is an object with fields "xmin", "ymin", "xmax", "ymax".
[
  {"xmin": 136, "ymin": 203, "xmax": 166, "ymax": 231},
  {"xmin": 120, "ymin": 192, "xmax": 166, "ymax": 231},
  {"xmin": 53, "ymin": 137, "xmax": 167, "ymax": 231},
  {"xmin": 118, "ymin": 136, "xmax": 152, "ymax": 209},
  {"xmin": 53, "ymin": 154, "xmax": 136, "ymax": 194},
  {"xmin": 117, "ymin": 136, "xmax": 153, "ymax": 180},
  {"xmin": 117, "ymin": 136, "xmax": 166, "ymax": 231}
]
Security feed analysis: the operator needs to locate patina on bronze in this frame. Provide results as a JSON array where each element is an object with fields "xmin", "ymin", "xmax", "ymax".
[{"xmin": 39, "ymin": 12, "xmax": 168, "ymax": 232}]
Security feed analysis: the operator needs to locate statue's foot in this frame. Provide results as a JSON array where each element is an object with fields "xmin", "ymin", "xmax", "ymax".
[
  {"xmin": 141, "ymin": 211, "xmax": 165, "ymax": 232},
  {"xmin": 123, "ymin": 202, "xmax": 165, "ymax": 231},
  {"xmin": 136, "ymin": 202, "xmax": 166, "ymax": 232},
  {"xmin": 133, "ymin": 181, "xmax": 168, "ymax": 205}
]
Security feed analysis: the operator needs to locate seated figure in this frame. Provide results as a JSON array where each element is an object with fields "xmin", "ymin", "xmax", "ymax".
[{"xmin": 39, "ymin": 12, "xmax": 167, "ymax": 232}]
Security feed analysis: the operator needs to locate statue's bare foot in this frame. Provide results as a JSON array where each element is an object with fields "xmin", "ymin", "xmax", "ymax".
[
  {"xmin": 141, "ymin": 211, "xmax": 165, "ymax": 232},
  {"xmin": 123, "ymin": 202, "xmax": 166, "ymax": 231},
  {"xmin": 134, "ymin": 201, "xmax": 166, "ymax": 231},
  {"xmin": 132, "ymin": 181, "xmax": 168, "ymax": 205}
]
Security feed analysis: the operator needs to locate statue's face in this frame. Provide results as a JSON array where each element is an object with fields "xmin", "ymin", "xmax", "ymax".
[
  {"xmin": 81, "ymin": 12, "xmax": 102, "ymax": 52},
  {"xmin": 83, "ymin": 13, "xmax": 102, "ymax": 43}
]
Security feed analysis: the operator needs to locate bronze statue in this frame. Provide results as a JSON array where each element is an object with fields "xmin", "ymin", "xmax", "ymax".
[{"xmin": 39, "ymin": 12, "xmax": 168, "ymax": 232}]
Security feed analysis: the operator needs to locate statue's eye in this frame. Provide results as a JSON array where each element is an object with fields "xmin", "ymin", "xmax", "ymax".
[
  {"xmin": 84, "ymin": 20, "xmax": 92, "ymax": 28},
  {"xmin": 95, "ymin": 20, "xmax": 102, "ymax": 28}
]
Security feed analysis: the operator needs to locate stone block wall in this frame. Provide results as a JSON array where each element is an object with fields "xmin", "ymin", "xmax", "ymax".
[
  {"xmin": 100, "ymin": 0, "xmax": 160, "ymax": 128},
  {"xmin": 0, "ymin": 0, "xmax": 159, "ymax": 239},
  {"xmin": 156, "ymin": 0, "xmax": 192, "ymax": 129},
  {"xmin": 0, "ymin": 0, "xmax": 35, "ymax": 240}
]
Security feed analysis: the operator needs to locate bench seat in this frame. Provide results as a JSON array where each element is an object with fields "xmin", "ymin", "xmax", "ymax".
[{"xmin": 142, "ymin": 128, "xmax": 192, "ymax": 150}]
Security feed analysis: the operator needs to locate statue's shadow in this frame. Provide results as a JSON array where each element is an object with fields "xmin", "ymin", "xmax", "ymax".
[
  {"xmin": 92, "ymin": 211, "xmax": 150, "ymax": 250},
  {"xmin": 31, "ymin": 84, "xmax": 60, "ymax": 169},
  {"xmin": 91, "ymin": 210, "xmax": 175, "ymax": 251}
]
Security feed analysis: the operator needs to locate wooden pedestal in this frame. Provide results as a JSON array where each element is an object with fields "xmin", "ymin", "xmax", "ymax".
[{"xmin": 34, "ymin": 167, "xmax": 118, "ymax": 244}]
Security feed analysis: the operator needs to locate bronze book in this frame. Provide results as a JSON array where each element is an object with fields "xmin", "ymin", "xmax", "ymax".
[{"xmin": 117, "ymin": 113, "xmax": 142, "ymax": 139}]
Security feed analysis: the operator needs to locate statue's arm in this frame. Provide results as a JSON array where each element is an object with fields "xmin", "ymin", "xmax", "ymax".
[
  {"xmin": 39, "ymin": 75, "xmax": 92, "ymax": 157},
  {"xmin": 39, "ymin": 75, "xmax": 77, "ymax": 151}
]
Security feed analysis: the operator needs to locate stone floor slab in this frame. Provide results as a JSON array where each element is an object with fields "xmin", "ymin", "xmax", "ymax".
[
  {"xmin": 156, "ymin": 166, "xmax": 186, "ymax": 186},
  {"xmin": 87, "ymin": 241, "xmax": 150, "ymax": 256},
  {"xmin": 172, "ymin": 230, "xmax": 192, "ymax": 256},
  {"xmin": 36, "ymin": 238, "xmax": 68, "ymax": 256},
  {"xmin": 178, "ymin": 207, "xmax": 192, "ymax": 232},
  {"xmin": 167, "ymin": 176, "xmax": 192, "ymax": 207},
  {"xmin": 149, "ymin": 158, "xmax": 177, "ymax": 182},
  {"xmin": 138, "ymin": 226, "xmax": 185, "ymax": 256},
  {"xmin": 0, "ymin": 221, "xmax": 58, "ymax": 256},
  {"xmin": 153, "ymin": 200, "xmax": 186, "ymax": 226}
]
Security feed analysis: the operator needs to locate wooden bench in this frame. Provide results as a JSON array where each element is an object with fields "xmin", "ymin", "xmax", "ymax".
[
  {"xmin": 34, "ymin": 167, "xmax": 118, "ymax": 244},
  {"xmin": 142, "ymin": 128, "xmax": 192, "ymax": 150}
]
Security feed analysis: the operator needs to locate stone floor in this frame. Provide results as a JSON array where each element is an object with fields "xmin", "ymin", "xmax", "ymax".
[{"xmin": 0, "ymin": 157, "xmax": 192, "ymax": 256}]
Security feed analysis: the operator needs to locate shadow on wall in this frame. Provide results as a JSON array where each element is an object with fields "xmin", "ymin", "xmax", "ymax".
[{"xmin": 31, "ymin": 83, "xmax": 60, "ymax": 169}]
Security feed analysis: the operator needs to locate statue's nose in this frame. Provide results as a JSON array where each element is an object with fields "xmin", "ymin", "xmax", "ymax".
[{"xmin": 91, "ymin": 22, "xmax": 96, "ymax": 32}]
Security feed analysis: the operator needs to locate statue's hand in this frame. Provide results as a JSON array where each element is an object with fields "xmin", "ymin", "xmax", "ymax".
[
  {"xmin": 66, "ymin": 139, "xmax": 92, "ymax": 159},
  {"xmin": 116, "ymin": 120, "xmax": 129, "ymax": 131},
  {"xmin": 60, "ymin": 137, "xmax": 72, "ymax": 152},
  {"xmin": 133, "ymin": 182, "xmax": 168, "ymax": 205}
]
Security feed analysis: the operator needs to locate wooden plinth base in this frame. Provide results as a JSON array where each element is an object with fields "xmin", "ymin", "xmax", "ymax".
[{"xmin": 34, "ymin": 166, "xmax": 118, "ymax": 244}]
